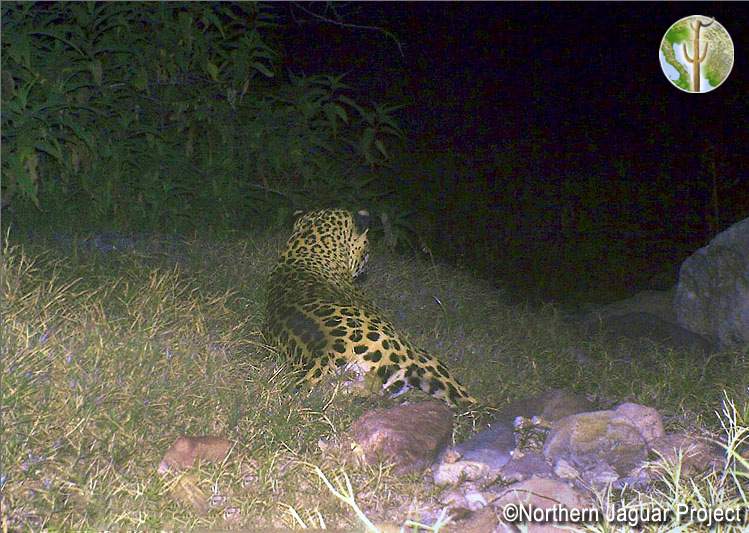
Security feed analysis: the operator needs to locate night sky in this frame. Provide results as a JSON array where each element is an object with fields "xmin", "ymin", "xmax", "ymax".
[{"xmin": 283, "ymin": 3, "xmax": 748, "ymax": 300}]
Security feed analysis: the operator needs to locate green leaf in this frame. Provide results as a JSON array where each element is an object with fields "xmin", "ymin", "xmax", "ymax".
[
  {"xmin": 336, "ymin": 95, "xmax": 363, "ymax": 115},
  {"xmin": 15, "ymin": 80, "xmax": 36, "ymax": 109},
  {"xmin": 132, "ymin": 69, "xmax": 148, "ymax": 91},
  {"xmin": 89, "ymin": 59, "xmax": 103, "ymax": 86},
  {"xmin": 331, "ymin": 104, "xmax": 348, "ymax": 124},
  {"xmin": 206, "ymin": 61, "xmax": 220, "ymax": 81},
  {"xmin": 29, "ymin": 30, "xmax": 86, "ymax": 57},
  {"xmin": 177, "ymin": 11, "xmax": 193, "ymax": 36},
  {"xmin": 16, "ymin": 164, "xmax": 40, "ymax": 208},
  {"xmin": 250, "ymin": 61, "xmax": 274, "ymax": 78},
  {"xmin": 374, "ymin": 139, "xmax": 388, "ymax": 159},
  {"xmin": 61, "ymin": 120, "xmax": 96, "ymax": 152},
  {"xmin": 361, "ymin": 127, "xmax": 375, "ymax": 154},
  {"xmin": 35, "ymin": 139, "xmax": 64, "ymax": 164},
  {"xmin": 204, "ymin": 10, "xmax": 226, "ymax": 37}
]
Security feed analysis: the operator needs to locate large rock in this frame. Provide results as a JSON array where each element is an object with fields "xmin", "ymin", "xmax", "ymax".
[
  {"xmin": 543, "ymin": 403, "xmax": 664, "ymax": 476},
  {"xmin": 490, "ymin": 477, "xmax": 593, "ymax": 533},
  {"xmin": 674, "ymin": 217, "xmax": 749, "ymax": 349},
  {"xmin": 349, "ymin": 401, "xmax": 453, "ymax": 475},
  {"xmin": 499, "ymin": 389, "xmax": 596, "ymax": 423},
  {"xmin": 433, "ymin": 418, "xmax": 514, "ymax": 486},
  {"xmin": 649, "ymin": 433, "xmax": 724, "ymax": 476},
  {"xmin": 432, "ymin": 390, "xmax": 592, "ymax": 487}
]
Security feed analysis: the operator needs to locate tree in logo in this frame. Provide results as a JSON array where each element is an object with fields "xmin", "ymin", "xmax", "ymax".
[
  {"xmin": 682, "ymin": 17, "xmax": 713, "ymax": 93},
  {"xmin": 660, "ymin": 16, "xmax": 734, "ymax": 93}
]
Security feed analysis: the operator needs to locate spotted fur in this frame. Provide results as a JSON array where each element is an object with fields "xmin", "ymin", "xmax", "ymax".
[{"xmin": 264, "ymin": 209, "xmax": 476, "ymax": 406}]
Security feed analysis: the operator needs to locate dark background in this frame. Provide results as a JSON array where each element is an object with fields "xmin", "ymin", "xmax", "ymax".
[
  {"xmin": 3, "ymin": 2, "xmax": 747, "ymax": 303},
  {"xmin": 284, "ymin": 3, "xmax": 748, "ymax": 301}
]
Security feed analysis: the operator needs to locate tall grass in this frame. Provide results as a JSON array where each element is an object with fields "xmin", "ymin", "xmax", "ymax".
[{"xmin": 1, "ymin": 232, "xmax": 746, "ymax": 529}]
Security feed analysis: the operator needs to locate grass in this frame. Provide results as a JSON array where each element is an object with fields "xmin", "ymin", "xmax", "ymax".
[{"xmin": 1, "ymin": 228, "xmax": 747, "ymax": 530}]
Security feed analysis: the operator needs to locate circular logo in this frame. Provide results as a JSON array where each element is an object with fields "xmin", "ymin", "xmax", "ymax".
[{"xmin": 659, "ymin": 16, "xmax": 734, "ymax": 93}]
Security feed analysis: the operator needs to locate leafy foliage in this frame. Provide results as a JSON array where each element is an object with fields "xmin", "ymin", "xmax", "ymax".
[{"xmin": 1, "ymin": 2, "xmax": 404, "ymax": 232}]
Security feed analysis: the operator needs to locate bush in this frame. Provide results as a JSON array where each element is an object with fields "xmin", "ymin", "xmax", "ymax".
[{"xmin": 1, "ymin": 2, "xmax": 404, "ymax": 232}]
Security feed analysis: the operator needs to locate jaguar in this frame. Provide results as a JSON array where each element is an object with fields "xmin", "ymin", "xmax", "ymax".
[{"xmin": 264, "ymin": 208, "xmax": 476, "ymax": 406}]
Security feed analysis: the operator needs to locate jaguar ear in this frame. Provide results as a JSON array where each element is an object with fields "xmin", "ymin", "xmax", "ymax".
[
  {"xmin": 290, "ymin": 209, "xmax": 307, "ymax": 230},
  {"xmin": 353, "ymin": 227, "xmax": 369, "ymax": 249},
  {"xmin": 355, "ymin": 209, "xmax": 371, "ymax": 231}
]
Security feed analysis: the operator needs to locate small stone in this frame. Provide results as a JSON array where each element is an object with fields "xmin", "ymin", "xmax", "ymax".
[
  {"xmin": 649, "ymin": 433, "xmax": 724, "ymax": 476},
  {"xmin": 240, "ymin": 460, "xmax": 260, "ymax": 489},
  {"xmin": 223, "ymin": 506, "xmax": 241, "ymax": 523},
  {"xmin": 543, "ymin": 409, "xmax": 648, "ymax": 476},
  {"xmin": 501, "ymin": 452, "xmax": 554, "ymax": 482},
  {"xmin": 442, "ymin": 448, "xmax": 462, "ymax": 464},
  {"xmin": 493, "ymin": 477, "xmax": 592, "ymax": 533},
  {"xmin": 614, "ymin": 467, "xmax": 654, "ymax": 489},
  {"xmin": 582, "ymin": 462, "xmax": 620, "ymax": 486},
  {"xmin": 210, "ymin": 494, "xmax": 227, "ymax": 508},
  {"xmin": 439, "ymin": 488, "xmax": 467, "ymax": 507},
  {"xmin": 553, "ymin": 458, "xmax": 580, "ymax": 479},
  {"xmin": 450, "ymin": 507, "xmax": 501, "ymax": 533},
  {"xmin": 433, "ymin": 459, "xmax": 491, "ymax": 486},
  {"xmin": 613, "ymin": 403, "xmax": 665, "ymax": 446},
  {"xmin": 158, "ymin": 436, "xmax": 232, "ymax": 473},
  {"xmin": 464, "ymin": 489, "xmax": 488, "ymax": 511}
]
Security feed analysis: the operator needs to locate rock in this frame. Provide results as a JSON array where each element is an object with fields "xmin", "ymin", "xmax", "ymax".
[
  {"xmin": 222, "ymin": 506, "xmax": 241, "ymax": 524},
  {"xmin": 537, "ymin": 390, "xmax": 597, "ymax": 421},
  {"xmin": 350, "ymin": 401, "xmax": 453, "ymax": 475},
  {"xmin": 584, "ymin": 311, "xmax": 714, "ymax": 354},
  {"xmin": 440, "ymin": 487, "xmax": 470, "ymax": 508},
  {"xmin": 674, "ymin": 217, "xmax": 749, "ymax": 349},
  {"xmin": 552, "ymin": 458, "xmax": 579, "ymax": 480},
  {"xmin": 649, "ymin": 433, "xmax": 724, "ymax": 476},
  {"xmin": 502, "ymin": 451, "xmax": 554, "ymax": 482},
  {"xmin": 491, "ymin": 477, "xmax": 593, "ymax": 533},
  {"xmin": 543, "ymin": 408, "xmax": 652, "ymax": 476},
  {"xmin": 158, "ymin": 436, "xmax": 232, "ymax": 474},
  {"xmin": 450, "ymin": 420, "xmax": 515, "ymax": 467},
  {"xmin": 439, "ymin": 485, "xmax": 488, "ymax": 512},
  {"xmin": 465, "ymin": 489, "xmax": 489, "ymax": 510},
  {"xmin": 434, "ymin": 458, "xmax": 494, "ymax": 487},
  {"xmin": 613, "ymin": 403, "xmax": 665, "ymax": 446},
  {"xmin": 513, "ymin": 416, "xmax": 553, "ymax": 454},
  {"xmin": 434, "ymin": 420, "xmax": 514, "ymax": 486},
  {"xmin": 612, "ymin": 462, "xmax": 656, "ymax": 489},
  {"xmin": 432, "ymin": 391, "xmax": 592, "ymax": 488},
  {"xmin": 502, "ymin": 389, "xmax": 596, "ymax": 422},
  {"xmin": 450, "ymin": 507, "xmax": 502, "ymax": 533},
  {"xmin": 580, "ymin": 461, "xmax": 619, "ymax": 486}
]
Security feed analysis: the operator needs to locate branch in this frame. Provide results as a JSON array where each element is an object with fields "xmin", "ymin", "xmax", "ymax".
[{"xmin": 291, "ymin": 2, "xmax": 404, "ymax": 58}]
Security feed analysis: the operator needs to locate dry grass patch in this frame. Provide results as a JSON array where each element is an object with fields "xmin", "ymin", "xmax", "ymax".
[{"xmin": 1, "ymin": 233, "xmax": 747, "ymax": 530}]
